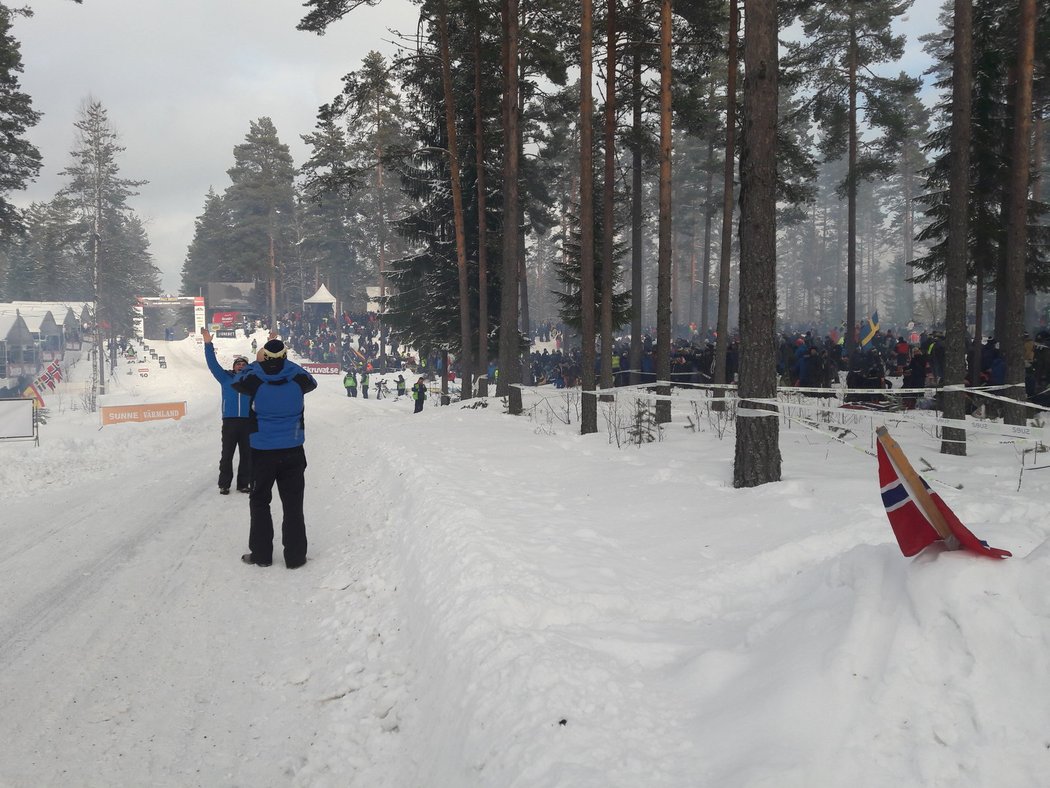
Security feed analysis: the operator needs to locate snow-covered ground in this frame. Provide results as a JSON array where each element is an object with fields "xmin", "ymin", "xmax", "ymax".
[{"xmin": 2, "ymin": 331, "xmax": 1049, "ymax": 788}]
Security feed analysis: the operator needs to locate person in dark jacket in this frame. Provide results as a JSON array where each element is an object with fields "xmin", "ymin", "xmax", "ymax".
[
  {"xmin": 202, "ymin": 328, "xmax": 252, "ymax": 495},
  {"xmin": 232, "ymin": 339, "xmax": 318, "ymax": 569},
  {"xmin": 411, "ymin": 377, "xmax": 427, "ymax": 413}
]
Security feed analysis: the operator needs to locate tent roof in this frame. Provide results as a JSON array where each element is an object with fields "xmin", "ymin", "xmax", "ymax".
[
  {"xmin": 303, "ymin": 284, "xmax": 337, "ymax": 304},
  {"xmin": 11, "ymin": 301, "xmax": 86, "ymax": 320},
  {"xmin": 0, "ymin": 313, "xmax": 31, "ymax": 342},
  {"xmin": 0, "ymin": 306, "xmax": 59, "ymax": 333}
]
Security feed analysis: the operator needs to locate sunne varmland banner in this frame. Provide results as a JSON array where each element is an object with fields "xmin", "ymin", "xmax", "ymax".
[{"xmin": 100, "ymin": 402, "xmax": 187, "ymax": 426}]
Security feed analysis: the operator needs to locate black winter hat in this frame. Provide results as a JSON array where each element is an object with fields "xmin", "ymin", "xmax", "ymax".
[{"xmin": 262, "ymin": 339, "xmax": 287, "ymax": 359}]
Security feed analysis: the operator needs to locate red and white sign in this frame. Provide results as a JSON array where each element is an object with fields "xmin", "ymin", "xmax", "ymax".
[{"xmin": 212, "ymin": 311, "xmax": 240, "ymax": 327}]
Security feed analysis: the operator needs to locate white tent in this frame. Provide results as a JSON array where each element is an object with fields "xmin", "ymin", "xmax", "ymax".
[{"xmin": 303, "ymin": 284, "xmax": 337, "ymax": 316}]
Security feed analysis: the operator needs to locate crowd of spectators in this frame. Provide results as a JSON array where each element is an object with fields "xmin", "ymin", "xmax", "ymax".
[{"xmin": 259, "ymin": 310, "xmax": 1050, "ymax": 412}]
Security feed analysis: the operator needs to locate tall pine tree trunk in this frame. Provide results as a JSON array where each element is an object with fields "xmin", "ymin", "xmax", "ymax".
[
  {"xmin": 845, "ymin": 12, "xmax": 858, "ymax": 356},
  {"xmin": 498, "ymin": 0, "xmax": 522, "ymax": 413},
  {"xmin": 734, "ymin": 0, "xmax": 781, "ymax": 488},
  {"xmin": 580, "ymin": 0, "xmax": 598, "ymax": 434},
  {"xmin": 700, "ymin": 139, "xmax": 714, "ymax": 335},
  {"xmin": 941, "ymin": 0, "xmax": 973, "ymax": 455},
  {"xmin": 437, "ymin": 0, "xmax": 473, "ymax": 400},
  {"xmin": 902, "ymin": 146, "xmax": 915, "ymax": 319},
  {"xmin": 714, "ymin": 0, "xmax": 738, "ymax": 403},
  {"xmin": 517, "ymin": 54, "xmax": 531, "ymax": 385},
  {"xmin": 377, "ymin": 114, "xmax": 388, "ymax": 370},
  {"xmin": 474, "ymin": 21, "xmax": 490, "ymax": 397},
  {"xmin": 519, "ymin": 209, "xmax": 530, "ymax": 380},
  {"xmin": 973, "ymin": 267, "xmax": 984, "ymax": 387},
  {"xmin": 655, "ymin": 0, "xmax": 672, "ymax": 424},
  {"xmin": 600, "ymin": 0, "xmax": 617, "ymax": 394},
  {"xmin": 1001, "ymin": 0, "xmax": 1036, "ymax": 426},
  {"xmin": 629, "ymin": 0, "xmax": 643, "ymax": 386}
]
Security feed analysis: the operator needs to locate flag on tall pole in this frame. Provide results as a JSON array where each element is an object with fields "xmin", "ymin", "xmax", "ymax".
[
  {"xmin": 876, "ymin": 427, "xmax": 1011, "ymax": 559},
  {"xmin": 860, "ymin": 310, "xmax": 879, "ymax": 347}
]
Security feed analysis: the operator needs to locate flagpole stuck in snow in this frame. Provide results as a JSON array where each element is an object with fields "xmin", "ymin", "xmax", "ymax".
[
  {"xmin": 875, "ymin": 426, "xmax": 1011, "ymax": 559},
  {"xmin": 876, "ymin": 426, "xmax": 959, "ymax": 549}
]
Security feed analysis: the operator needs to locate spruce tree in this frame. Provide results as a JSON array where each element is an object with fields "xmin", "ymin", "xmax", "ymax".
[
  {"xmin": 181, "ymin": 189, "xmax": 234, "ymax": 295},
  {"xmin": 223, "ymin": 117, "xmax": 296, "ymax": 325},
  {"xmin": 553, "ymin": 178, "xmax": 632, "ymax": 335},
  {"xmin": 0, "ymin": 4, "xmax": 42, "ymax": 239}
]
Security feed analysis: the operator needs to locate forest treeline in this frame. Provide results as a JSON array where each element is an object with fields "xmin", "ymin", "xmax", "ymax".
[{"xmin": 0, "ymin": 0, "xmax": 1045, "ymax": 483}]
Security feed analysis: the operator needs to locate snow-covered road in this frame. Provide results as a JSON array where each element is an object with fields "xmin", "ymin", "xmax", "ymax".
[{"xmin": 0, "ymin": 336, "xmax": 414, "ymax": 787}]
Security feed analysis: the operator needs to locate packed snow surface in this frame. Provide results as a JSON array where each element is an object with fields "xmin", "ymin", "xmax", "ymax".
[{"xmin": 2, "ymin": 332, "xmax": 1048, "ymax": 788}]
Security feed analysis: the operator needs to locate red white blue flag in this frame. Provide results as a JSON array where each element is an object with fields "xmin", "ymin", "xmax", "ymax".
[{"xmin": 877, "ymin": 440, "xmax": 1011, "ymax": 559}]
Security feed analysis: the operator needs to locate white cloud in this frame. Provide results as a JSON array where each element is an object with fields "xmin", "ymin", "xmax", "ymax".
[{"xmin": 13, "ymin": 0, "xmax": 415, "ymax": 291}]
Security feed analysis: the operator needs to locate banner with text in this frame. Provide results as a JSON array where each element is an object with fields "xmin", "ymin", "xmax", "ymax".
[
  {"xmin": 301, "ymin": 363, "xmax": 342, "ymax": 375},
  {"xmin": 101, "ymin": 402, "xmax": 187, "ymax": 427}
]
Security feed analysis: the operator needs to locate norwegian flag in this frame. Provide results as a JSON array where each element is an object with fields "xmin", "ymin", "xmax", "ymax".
[
  {"xmin": 35, "ymin": 361, "xmax": 63, "ymax": 391},
  {"xmin": 877, "ymin": 439, "xmax": 1011, "ymax": 559}
]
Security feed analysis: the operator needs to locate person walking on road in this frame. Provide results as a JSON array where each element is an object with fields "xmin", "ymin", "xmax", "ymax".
[
  {"xmin": 232, "ymin": 339, "xmax": 318, "ymax": 569},
  {"xmin": 202, "ymin": 328, "xmax": 252, "ymax": 495}
]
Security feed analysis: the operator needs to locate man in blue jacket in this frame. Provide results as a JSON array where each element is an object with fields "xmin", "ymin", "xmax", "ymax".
[
  {"xmin": 202, "ymin": 328, "xmax": 253, "ymax": 495},
  {"xmin": 232, "ymin": 339, "xmax": 318, "ymax": 569}
]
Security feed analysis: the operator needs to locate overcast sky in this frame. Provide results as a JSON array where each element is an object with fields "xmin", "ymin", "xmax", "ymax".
[
  {"xmin": 11, "ymin": 0, "xmax": 940, "ymax": 295},
  {"xmin": 12, "ymin": 0, "xmax": 417, "ymax": 293}
]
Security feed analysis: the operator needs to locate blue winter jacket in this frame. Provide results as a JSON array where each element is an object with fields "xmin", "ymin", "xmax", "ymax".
[
  {"xmin": 232, "ymin": 359, "xmax": 318, "ymax": 450},
  {"xmin": 204, "ymin": 343, "xmax": 253, "ymax": 419}
]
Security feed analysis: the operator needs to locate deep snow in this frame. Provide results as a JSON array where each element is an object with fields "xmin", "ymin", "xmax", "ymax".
[{"xmin": 1, "ymin": 332, "xmax": 1048, "ymax": 788}]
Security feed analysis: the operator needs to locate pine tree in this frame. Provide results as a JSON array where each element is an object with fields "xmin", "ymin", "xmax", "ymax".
[
  {"xmin": 734, "ymin": 0, "xmax": 781, "ymax": 488},
  {"xmin": 783, "ymin": 0, "xmax": 919, "ymax": 354},
  {"xmin": 299, "ymin": 116, "xmax": 362, "ymax": 308},
  {"xmin": 337, "ymin": 51, "xmax": 414, "ymax": 359},
  {"xmin": 380, "ymin": 20, "xmax": 492, "ymax": 364},
  {"xmin": 880, "ymin": 78, "xmax": 931, "ymax": 323},
  {"xmin": 553, "ymin": 179, "xmax": 632, "ymax": 334},
  {"xmin": 4, "ymin": 199, "xmax": 85, "ymax": 299},
  {"xmin": 913, "ymin": 0, "xmax": 1050, "ymax": 359},
  {"xmin": 223, "ymin": 117, "xmax": 296, "ymax": 325},
  {"xmin": 181, "ymin": 189, "xmax": 234, "ymax": 295},
  {"xmin": 0, "ymin": 4, "xmax": 42, "ymax": 239},
  {"xmin": 59, "ymin": 99, "xmax": 158, "ymax": 340}
]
